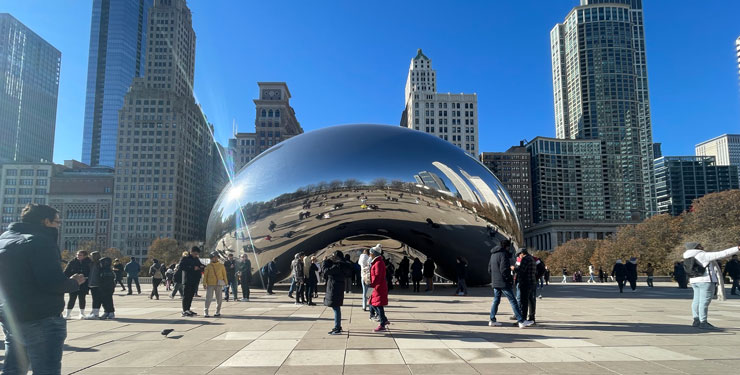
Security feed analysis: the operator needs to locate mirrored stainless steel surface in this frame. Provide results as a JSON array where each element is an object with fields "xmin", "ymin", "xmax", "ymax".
[{"xmin": 206, "ymin": 124, "xmax": 522, "ymax": 286}]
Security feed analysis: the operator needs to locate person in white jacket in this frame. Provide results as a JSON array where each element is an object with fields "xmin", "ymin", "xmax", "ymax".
[
  {"xmin": 682, "ymin": 242, "xmax": 739, "ymax": 329},
  {"xmin": 358, "ymin": 246, "xmax": 374, "ymax": 312}
]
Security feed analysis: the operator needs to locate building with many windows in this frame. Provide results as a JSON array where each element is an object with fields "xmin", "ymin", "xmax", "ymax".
[
  {"xmin": 400, "ymin": 49, "xmax": 478, "ymax": 157},
  {"xmin": 524, "ymin": 137, "xmax": 626, "ymax": 250},
  {"xmin": 253, "ymin": 82, "xmax": 303, "ymax": 155},
  {"xmin": 695, "ymin": 134, "xmax": 740, "ymax": 168},
  {"xmin": 654, "ymin": 156, "xmax": 739, "ymax": 216},
  {"xmin": 110, "ymin": 0, "xmax": 215, "ymax": 256},
  {"xmin": 229, "ymin": 132, "xmax": 257, "ymax": 173},
  {"xmin": 0, "ymin": 162, "xmax": 56, "ymax": 232},
  {"xmin": 0, "ymin": 14, "xmax": 60, "ymax": 163},
  {"xmin": 81, "ymin": 0, "xmax": 153, "ymax": 167},
  {"xmin": 480, "ymin": 143, "xmax": 533, "ymax": 229},
  {"xmin": 551, "ymin": 0, "xmax": 656, "ymax": 220},
  {"xmin": 49, "ymin": 161, "xmax": 114, "ymax": 252}
]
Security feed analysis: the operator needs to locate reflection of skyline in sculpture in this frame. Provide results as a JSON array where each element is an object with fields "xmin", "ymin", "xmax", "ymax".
[
  {"xmin": 414, "ymin": 171, "xmax": 449, "ymax": 192},
  {"xmin": 431, "ymin": 161, "xmax": 479, "ymax": 204},
  {"xmin": 206, "ymin": 124, "xmax": 522, "ymax": 286}
]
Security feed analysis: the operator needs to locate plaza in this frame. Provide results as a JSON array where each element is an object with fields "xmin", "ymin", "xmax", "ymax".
[{"xmin": 10, "ymin": 282, "xmax": 740, "ymax": 375}]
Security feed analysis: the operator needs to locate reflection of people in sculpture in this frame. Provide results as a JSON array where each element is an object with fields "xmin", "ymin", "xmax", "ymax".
[{"xmin": 268, "ymin": 221, "xmax": 276, "ymax": 232}]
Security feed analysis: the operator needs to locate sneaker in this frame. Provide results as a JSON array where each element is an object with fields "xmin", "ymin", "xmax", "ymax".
[
  {"xmin": 308, "ymin": 302, "xmax": 316, "ymax": 306},
  {"xmin": 204, "ymin": 313, "xmax": 211, "ymax": 317},
  {"xmin": 63, "ymin": 310, "xmax": 72, "ymax": 319},
  {"xmin": 374, "ymin": 325, "xmax": 387, "ymax": 332},
  {"xmin": 187, "ymin": 310, "xmax": 198, "ymax": 316},
  {"xmin": 181, "ymin": 311, "xmax": 192, "ymax": 317},
  {"xmin": 288, "ymin": 294, "xmax": 294, "ymax": 299},
  {"xmin": 699, "ymin": 321, "xmax": 717, "ymax": 329},
  {"xmin": 692, "ymin": 318, "xmax": 700, "ymax": 327},
  {"xmin": 99, "ymin": 312, "xmax": 109, "ymax": 320},
  {"xmin": 328, "ymin": 328, "xmax": 343, "ymax": 335},
  {"xmin": 509, "ymin": 315, "xmax": 518, "ymax": 320},
  {"xmin": 214, "ymin": 313, "xmax": 221, "ymax": 317},
  {"xmin": 107, "ymin": 312, "xmax": 115, "ymax": 319},
  {"xmin": 488, "ymin": 320, "xmax": 503, "ymax": 327},
  {"xmin": 518, "ymin": 320, "xmax": 534, "ymax": 328}
]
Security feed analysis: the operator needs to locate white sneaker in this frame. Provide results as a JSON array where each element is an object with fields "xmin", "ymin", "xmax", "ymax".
[
  {"xmin": 518, "ymin": 320, "xmax": 534, "ymax": 328},
  {"xmin": 63, "ymin": 310, "xmax": 72, "ymax": 319},
  {"xmin": 489, "ymin": 321, "xmax": 503, "ymax": 327}
]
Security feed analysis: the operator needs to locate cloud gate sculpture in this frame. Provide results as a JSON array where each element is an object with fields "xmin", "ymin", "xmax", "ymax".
[{"xmin": 206, "ymin": 124, "xmax": 522, "ymax": 286}]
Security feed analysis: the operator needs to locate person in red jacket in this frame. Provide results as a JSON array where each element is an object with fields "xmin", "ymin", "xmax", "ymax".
[{"xmin": 369, "ymin": 248, "xmax": 390, "ymax": 331}]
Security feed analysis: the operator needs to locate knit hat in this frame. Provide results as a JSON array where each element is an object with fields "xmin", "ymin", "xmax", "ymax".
[
  {"xmin": 685, "ymin": 242, "xmax": 700, "ymax": 250},
  {"xmin": 370, "ymin": 244, "xmax": 382, "ymax": 256},
  {"xmin": 516, "ymin": 247, "xmax": 527, "ymax": 255}
]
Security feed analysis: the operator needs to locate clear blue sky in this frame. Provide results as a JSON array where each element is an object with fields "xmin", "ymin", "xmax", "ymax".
[{"xmin": 5, "ymin": 1, "xmax": 740, "ymax": 164}]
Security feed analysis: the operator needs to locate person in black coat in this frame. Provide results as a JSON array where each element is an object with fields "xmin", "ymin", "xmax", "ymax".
[
  {"xmin": 410, "ymin": 258, "xmax": 423, "ymax": 292},
  {"xmin": 324, "ymin": 250, "xmax": 351, "ymax": 335},
  {"xmin": 423, "ymin": 257, "xmax": 436, "ymax": 292},
  {"xmin": 63, "ymin": 250, "xmax": 92, "ymax": 319},
  {"xmin": 307, "ymin": 256, "xmax": 319, "ymax": 306},
  {"xmin": 0, "ymin": 204, "xmax": 87, "ymax": 375},
  {"xmin": 399, "ymin": 256, "xmax": 410, "ymax": 288},
  {"xmin": 112, "ymin": 259, "xmax": 126, "ymax": 291},
  {"xmin": 487, "ymin": 240, "xmax": 531, "ymax": 327},
  {"xmin": 612, "ymin": 260, "xmax": 627, "ymax": 293},
  {"xmin": 625, "ymin": 257, "xmax": 638, "ymax": 292},
  {"xmin": 237, "ymin": 253, "xmax": 252, "ymax": 301},
  {"xmin": 262, "ymin": 259, "xmax": 277, "ymax": 294},
  {"xmin": 455, "ymin": 256, "xmax": 468, "ymax": 296},
  {"xmin": 223, "ymin": 253, "xmax": 238, "ymax": 302},
  {"xmin": 673, "ymin": 261, "xmax": 688, "ymax": 289},
  {"xmin": 178, "ymin": 247, "xmax": 204, "ymax": 316}
]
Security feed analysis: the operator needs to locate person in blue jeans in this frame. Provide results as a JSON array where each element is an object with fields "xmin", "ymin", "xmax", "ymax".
[
  {"xmin": 0, "ymin": 204, "xmax": 87, "ymax": 374},
  {"xmin": 682, "ymin": 242, "xmax": 739, "ymax": 329},
  {"xmin": 487, "ymin": 240, "xmax": 533, "ymax": 328},
  {"xmin": 125, "ymin": 257, "xmax": 141, "ymax": 294}
]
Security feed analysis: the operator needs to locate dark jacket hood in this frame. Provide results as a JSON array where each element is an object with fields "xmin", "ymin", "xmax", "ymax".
[{"xmin": 6, "ymin": 222, "xmax": 58, "ymax": 241}]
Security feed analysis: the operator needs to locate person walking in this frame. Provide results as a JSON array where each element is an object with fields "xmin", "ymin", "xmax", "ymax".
[
  {"xmin": 63, "ymin": 250, "xmax": 91, "ymax": 319},
  {"xmin": 124, "ymin": 257, "xmax": 141, "ymax": 295},
  {"xmin": 323, "ymin": 250, "xmax": 351, "ymax": 335},
  {"xmin": 588, "ymin": 265, "xmax": 596, "ymax": 283},
  {"xmin": 369, "ymin": 247, "xmax": 390, "ymax": 331},
  {"xmin": 561, "ymin": 267, "xmax": 568, "ymax": 283},
  {"xmin": 359, "ymin": 248, "xmax": 372, "ymax": 311},
  {"xmin": 598, "ymin": 267, "xmax": 606, "ymax": 283},
  {"xmin": 165, "ymin": 264, "xmax": 175, "ymax": 291},
  {"xmin": 237, "ymin": 253, "xmax": 252, "ymax": 301},
  {"xmin": 0, "ymin": 204, "xmax": 87, "ymax": 374},
  {"xmin": 487, "ymin": 241, "xmax": 533, "ymax": 328},
  {"xmin": 293, "ymin": 253, "xmax": 306, "ymax": 305},
  {"xmin": 170, "ymin": 251, "xmax": 189, "ymax": 299},
  {"xmin": 262, "ymin": 258, "xmax": 277, "ymax": 294},
  {"xmin": 644, "ymin": 263, "xmax": 655, "ymax": 288},
  {"xmin": 723, "ymin": 255, "xmax": 740, "ymax": 296},
  {"xmin": 203, "ymin": 252, "xmax": 227, "ymax": 317},
  {"xmin": 86, "ymin": 251, "xmax": 104, "ymax": 319},
  {"xmin": 411, "ymin": 257, "xmax": 423, "ymax": 292},
  {"xmin": 455, "ymin": 256, "xmax": 468, "ymax": 296},
  {"xmin": 288, "ymin": 256, "xmax": 298, "ymax": 299},
  {"xmin": 625, "ymin": 257, "xmax": 638, "ymax": 292},
  {"xmin": 423, "ymin": 257, "xmax": 435, "ymax": 292},
  {"xmin": 544, "ymin": 266, "xmax": 550, "ymax": 286},
  {"xmin": 149, "ymin": 259, "xmax": 164, "ymax": 300},
  {"xmin": 223, "ymin": 253, "xmax": 238, "ymax": 302},
  {"xmin": 683, "ymin": 242, "xmax": 739, "ymax": 328},
  {"xmin": 515, "ymin": 248, "xmax": 538, "ymax": 325},
  {"xmin": 179, "ymin": 246, "xmax": 203, "ymax": 316},
  {"xmin": 612, "ymin": 260, "xmax": 627, "ymax": 293},
  {"xmin": 112, "ymin": 258, "xmax": 126, "ymax": 291}
]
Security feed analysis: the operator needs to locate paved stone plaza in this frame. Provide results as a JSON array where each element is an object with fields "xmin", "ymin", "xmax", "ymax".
[{"xmin": 4, "ymin": 282, "xmax": 740, "ymax": 374}]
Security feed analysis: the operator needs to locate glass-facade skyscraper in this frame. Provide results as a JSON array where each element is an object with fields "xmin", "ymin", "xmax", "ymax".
[
  {"xmin": 81, "ymin": 0, "xmax": 152, "ymax": 167},
  {"xmin": 0, "ymin": 14, "xmax": 60, "ymax": 163},
  {"xmin": 551, "ymin": 0, "xmax": 655, "ymax": 222}
]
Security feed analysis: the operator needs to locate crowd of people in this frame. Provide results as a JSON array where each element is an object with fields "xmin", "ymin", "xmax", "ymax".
[{"xmin": 1, "ymin": 203, "xmax": 739, "ymax": 374}]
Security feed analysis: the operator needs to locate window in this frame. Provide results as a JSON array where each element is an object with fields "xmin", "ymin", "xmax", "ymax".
[
  {"xmin": 20, "ymin": 170, "xmax": 34, "ymax": 176},
  {"xmin": 36, "ymin": 170, "xmax": 48, "ymax": 177},
  {"xmin": 4, "ymin": 188, "xmax": 16, "ymax": 195},
  {"xmin": 36, "ymin": 179, "xmax": 47, "ymax": 186},
  {"xmin": 5, "ymin": 169, "xmax": 17, "ymax": 176},
  {"xmin": 5, "ymin": 179, "xmax": 16, "ymax": 185}
]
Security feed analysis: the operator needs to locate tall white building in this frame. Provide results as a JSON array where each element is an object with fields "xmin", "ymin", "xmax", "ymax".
[
  {"xmin": 400, "ymin": 49, "xmax": 478, "ymax": 157},
  {"xmin": 229, "ymin": 132, "xmax": 257, "ymax": 173}
]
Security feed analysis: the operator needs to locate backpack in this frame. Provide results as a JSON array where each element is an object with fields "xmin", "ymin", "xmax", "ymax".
[{"xmin": 683, "ymin": 257, "xmax": 706, "ymax": 278}]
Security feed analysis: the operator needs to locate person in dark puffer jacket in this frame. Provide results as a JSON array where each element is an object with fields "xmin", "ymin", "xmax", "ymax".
[
  {"xmin": 0, "ymin": 204, "xmax": 87, "ymax": 374},
  {"xmin": 487, "ymin": 240, "xmax": 533, "ymax": 328}
]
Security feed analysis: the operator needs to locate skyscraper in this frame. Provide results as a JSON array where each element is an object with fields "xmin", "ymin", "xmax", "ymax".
[
  {"xmin": 0, "ymin": 14, "xmax": 60, "ymax": 163},
  {"xmin": 551, "ymin": 0, "xmax": 656, "ymax": 221},
  {"xmin": 110, "ymin": 0, "xmax": 214, "ymax": 256},
  {"xmin": 480, "ymin": 143, "xmax": 533, "ymax": 229},
  {"xmin": 253, "ymin": 82, "xmax": 303, "ymax": 155},
  {"xmin": 81, "ymin": 0, "xmax": 153, "ymax": 167},
  {"xmin": 400, "ymin": 49, "xmax": 478, "ymax": 157},
  {"xmin": 695, "ymin": 134, "xmax": 740, "ymax": 167}
]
